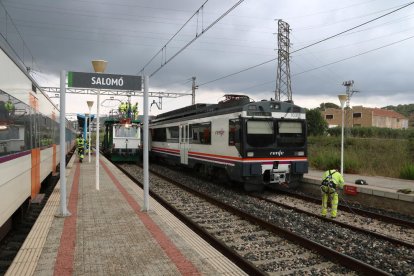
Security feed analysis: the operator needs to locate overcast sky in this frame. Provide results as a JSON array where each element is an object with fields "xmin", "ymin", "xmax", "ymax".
[{"xmin": 2, "ymin": 0, "xmax": 414, "ymax": 117}]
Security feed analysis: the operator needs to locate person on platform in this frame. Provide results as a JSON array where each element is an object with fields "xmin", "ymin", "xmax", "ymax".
[
  {"xmin": 119, "ymin": 102, "xmax": 127, "ymax": 117},
  {"xmin": 76, "ymin": 135, "xmax": 85, "ymax": 162},
  {"xmin": 5, "ymin": 99, "xmax": 15, "ymax": 116},
  {"xmin": 320, "ymin": 169, "xmax": 345, "ymax": 218},
  {"xmin": 131, "ymin": 103, "xmax": 138, "ymax": 120}
]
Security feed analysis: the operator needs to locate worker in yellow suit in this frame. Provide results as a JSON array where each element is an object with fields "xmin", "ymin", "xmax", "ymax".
[
  {"xmin": 131, "ymin": 103, "xmax": 138, "ymax": 120},
  {"xmin": 321, "ymin": 169, "xmax": 345, "ymax": 218}
]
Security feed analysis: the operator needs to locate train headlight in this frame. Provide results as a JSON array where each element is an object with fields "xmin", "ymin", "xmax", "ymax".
[
  {"xmin": 247, "ymin": 152, "xmax": 254, "ymax": 157},
  {"xmin": 270, "ymin": 103, "xmax": 280, "ymax": 109},
  {"xmin": 294, "ymin": 151, "xmax": 305, "ymax": 156}
]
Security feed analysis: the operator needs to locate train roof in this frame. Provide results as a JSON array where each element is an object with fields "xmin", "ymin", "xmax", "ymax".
[
  {"xmin": 104, "ymin": 118, "xmax": 141, "ymax": 125},
  {"xmin": 151, "ymin": 94, "xmax": 305, "ymax": 124}
]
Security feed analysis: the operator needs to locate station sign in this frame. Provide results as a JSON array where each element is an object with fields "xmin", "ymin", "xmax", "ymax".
[{"xmin": 67, "ymin": 71, "xmax": 142, "ymax": 91}]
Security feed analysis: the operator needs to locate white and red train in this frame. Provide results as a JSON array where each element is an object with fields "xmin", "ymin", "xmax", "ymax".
[
  {"xmin": 148, "ymin": 94, "xmax": 308, "ymax": 191},
  {"xmin": 0, "ymin": 46, "xmax": 76, "ymax": 239}
]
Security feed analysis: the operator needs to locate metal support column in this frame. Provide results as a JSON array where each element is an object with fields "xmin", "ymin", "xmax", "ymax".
[{"xmin": 57, "ymin": 70, "xmax": 71, "ymax": 217}]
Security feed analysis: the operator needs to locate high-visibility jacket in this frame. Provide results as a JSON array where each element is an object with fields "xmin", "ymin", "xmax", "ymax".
[
  {"xmin": 321, "ymin": 170, "xmax": 344, "ymax": 190},
  {"xmin": 5, "ymin": 101, "xmax": 14, "ymax": 112},
  {"xmin": 76, "ymin": 138, "xmax": 84, "ymax": 148},
  {"xmin": 119, "ymin": 103, "xmax": 127, "ymax": 113}
]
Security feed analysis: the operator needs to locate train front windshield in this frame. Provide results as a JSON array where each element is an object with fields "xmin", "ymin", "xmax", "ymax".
[
  {"xmin": 246, "ymin": 120, "xmax": 274, "ymax": 147},
  {"xmin": 115, "ymin": 125, "xmax": 139, "ymax": 138},
  {"xmin": 246, "ymin": 120, "xmax": 305, "ymax": 147}
]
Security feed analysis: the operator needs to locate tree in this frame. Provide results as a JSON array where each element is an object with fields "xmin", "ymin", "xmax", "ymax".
[
  {"xmin": 306, "ymin": 108, "xmax": 328, "ymax": 136},
  {"xmin": 319, "ymin": 102, "xmax": 339, "ymax": 110}
]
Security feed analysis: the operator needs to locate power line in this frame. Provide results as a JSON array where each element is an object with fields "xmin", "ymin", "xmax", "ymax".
[
  {"xmin": 145, "ymin": 0, "xmax": 245, "ymax": 77},
  {"xmin": 291, "ymin": 1, "xmax": 414, "ymax": 53},
  {"xmin": 0, "ymin": 1, "xmax": 38, "ymax": 72},
  {"xmin": 292, "ymin": 35, "xmax": 414, "ymax": 77},
  {"xmin": 199, "ymin": 58, "xmax": 275, "ymax": 87},
  {"xmin": 293, "ymin": 2, "xmax": 408, "ymax": 31},
  {"xmin": 198, "ymin": 1, "xmax": 414, "ymax": 87},
  {"xmin": 227, "ymin": 33, "xmax": 414, "ymax": 94},
  {"xmin": 139, "ymin": 0, "xmax": 209, "ymax": 74}
]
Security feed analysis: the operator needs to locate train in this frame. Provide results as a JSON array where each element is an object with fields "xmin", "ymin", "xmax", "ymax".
[
  {"xmin": 148, "ymin": 94, "xmax": 308, "ymax": 191},
  {"xmin": 102, "ymin": 116, "xmax": 141, "ymax": 162},
  {"xmin": 0, "ymin": 44, "xmax": 76, "ymax": 240}
]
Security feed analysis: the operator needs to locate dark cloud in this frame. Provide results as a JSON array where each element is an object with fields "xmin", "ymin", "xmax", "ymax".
[{"xmin": 2, "ymin": 0, "xmax": 414, "ymax": 113}]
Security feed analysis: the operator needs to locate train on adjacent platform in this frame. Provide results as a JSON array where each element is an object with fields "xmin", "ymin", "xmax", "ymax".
[
  {"xmin": 0, "ymin": 45, "xmax": 76, "ymax": 240},
  {"xmin": 102, "ymin": 117, "xmax": 141, "ymax": 162},
  {"xmin": 148, "ymin": 94, "xmax": 308, "ymax": 191}
]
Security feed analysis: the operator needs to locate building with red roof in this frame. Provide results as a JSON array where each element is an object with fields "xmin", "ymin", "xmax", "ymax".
[{"xmin": 322, "ymin": 106, "xmax": 409, "ymax": 129}]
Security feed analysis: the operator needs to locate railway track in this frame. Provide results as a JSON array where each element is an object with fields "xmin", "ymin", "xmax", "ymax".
[
  {"xmin": 257, "ymin": 193, "xmax": 414, "ymax": 247},
  {"xmin": 119, "ymin": 163, "xmax": 414, "ymax": 275},
  {"xmin": 278, "ymin": 189, "xmax": 414, "ymax": 228}
]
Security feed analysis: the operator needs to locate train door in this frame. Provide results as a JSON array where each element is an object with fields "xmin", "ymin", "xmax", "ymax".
[{"xmin": 179, "ymin": 124, "xmax": 189, "ymax": 165}]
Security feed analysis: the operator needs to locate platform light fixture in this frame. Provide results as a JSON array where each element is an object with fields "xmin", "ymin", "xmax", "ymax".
[
  {"xmin": 92, "ymin": 60, "xmax": 107, "ymax": 191},
  {"xmin": 338, "ymin": 94, "xmax": 347, "ymax": 175}
]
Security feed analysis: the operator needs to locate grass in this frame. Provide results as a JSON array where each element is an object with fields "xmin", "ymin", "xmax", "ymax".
[
  {"xmin": 400, "ymin": 164, "xmax": 414, "ymax": 180},
  {"xmin": 308, "ymin": 136, "xmax": 412, "ymax": 178}
]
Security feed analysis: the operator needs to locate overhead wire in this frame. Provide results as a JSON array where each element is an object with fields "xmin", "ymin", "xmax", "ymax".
[
  {"xmin": 291, "ymin": 1, "xmax": 414, "ymax": 53},
  {"xmin": 228, "ymin": 33, "xmax": 414, "ymax": 94},
  {"xmin": 293, "ymin": 34, "xmax": 414, "ymax": 77},
  {"xmin": 139, "ymin": 0, "xmax": 209, "ymax": 74},
  {"xmin": 285, "ymin": 0, "xmax": 380, "ymax": 20},
  {"xmin": 293, "ymin": 2, "xmax": 408, "ymax": 31},
  {"xmin": 0, "ymin": 1, "xmax": 39, "ymax": 72},
  {"xmin": 145, "ymin": 0, "xmax": 245, "ymax": 77}
]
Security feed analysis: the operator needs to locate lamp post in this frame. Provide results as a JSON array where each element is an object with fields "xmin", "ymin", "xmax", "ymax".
[
  {"xmin": 87, "ymin": 101, "xmax": 94, "ymax": 163},
  {"xmin": 92, "ymin": 60, "xmax": 107, "ymax": 191},
  {"xmin": 338, "ymin": 94, "xmax": 347, "ymax": 175},
  {"xmin": 57, "ymin": 70, "xmax": 70, "ymax": 217}
]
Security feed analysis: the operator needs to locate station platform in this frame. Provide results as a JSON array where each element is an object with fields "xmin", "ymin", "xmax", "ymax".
[
  {"xmin": 305, "ymin": 169, "xmax": 414, "ymax": 192},
  {"xmin": 5, "ymin": 154, "xmax": 246, "ymax": 276}
]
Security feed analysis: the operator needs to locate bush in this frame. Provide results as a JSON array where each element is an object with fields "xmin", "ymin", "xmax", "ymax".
[
  {"xmin": 326, "ymin": 126, "xmax": 414, "ymax": 139},
  {"xmin": 308, "ymin": 136, "xmax": 410, "ymax": 178},
  {"xmin": 400, "ymin": 164, "xmax": 414, "ymax": 180}
]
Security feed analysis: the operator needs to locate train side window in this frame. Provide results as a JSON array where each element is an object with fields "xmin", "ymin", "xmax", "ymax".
[
  {"xmin": 167, "ymin": 126, "xmax": 179, "ymax": 143},
  {"xmin": 229, "ymin": 119, "xmax": 240, "ymax": 146},
  {"xmin": 190, "ymin": 122, "xmax": 211, "ymax": 145},
  {"xmin": 152, "ymin": 127, "xmax": 166, "ymax": 142},
  {"xmin": 0, "ymin": 90, "xmax": 31, "ymax": 154}
]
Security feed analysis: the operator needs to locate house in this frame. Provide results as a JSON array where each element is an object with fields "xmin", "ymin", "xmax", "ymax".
[{"xmin": 322, "ymin": 106, "xmax": 409, "ymax": 129}]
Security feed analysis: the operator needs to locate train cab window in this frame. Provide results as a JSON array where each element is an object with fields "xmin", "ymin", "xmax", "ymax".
[
  {"xmin": 229, "ymin": 119, "xmax": 240, "ymax": 146},
  {"xmin": 277, "ymin": 121, "xmax": 305, "ymax": 147},
  {"xmin": 114, "ymin": 125, "xmax": 138, "ymax": 138},
  {"xmin": 190, "ymin": 122, "xmax": 211, "ymax": 145},
  {"xmin": 246, "ymin": 120, "xmax": 274, "ymax": 147}
]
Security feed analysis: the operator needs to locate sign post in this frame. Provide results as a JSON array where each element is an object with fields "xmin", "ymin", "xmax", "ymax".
[
  {"xmin": 67, "ymin": 70, "xmax": 142, "ymax": 191},
  {"xmin": 143, "ymin": 75, "xmax": 149, "ymax": 211}
]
